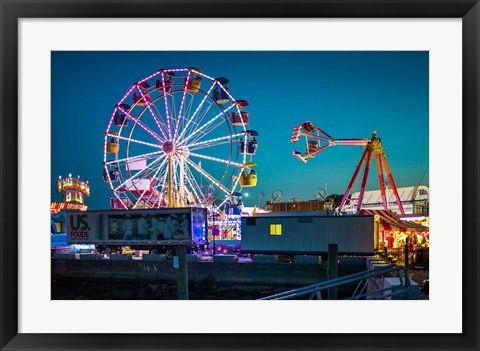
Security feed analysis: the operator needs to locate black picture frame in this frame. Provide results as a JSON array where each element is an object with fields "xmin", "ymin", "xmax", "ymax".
[{"xmin": 1, "ymin": 1, "xmax": 478, "ymax": 350}]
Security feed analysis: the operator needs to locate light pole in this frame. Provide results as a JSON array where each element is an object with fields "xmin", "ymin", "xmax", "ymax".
[{"xmin": 212, "ymin": 204, "xmax": 216, "ymax": 256}]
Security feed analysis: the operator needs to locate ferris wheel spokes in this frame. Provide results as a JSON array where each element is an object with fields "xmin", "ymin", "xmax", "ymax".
[
  {"xmin": 134, "ymin": 85, "xmax": 169, "ymax": 141},
  {"xmin": 173, "ymin": 92, "xmax": 197, "ymax": 145},
  {"xmin": 135, "ymin": 158, "xmax": 170, "ymax": 208},
  {"xmin": 178, "ymin": 156, "xmax": 187, "ymax": 206},
  {"xmin": 113, "ymin": 154, "xmax": 166, "ymax": 192},
  {"xmin": 150, "ymin": 103, "xmax": 171, "ymax": 134},
  {"xmin": 175, "ymin": 156, "xmax": 192, "ymax": 207},
  {"xmin": 189, "ymin": 152, "xmax": 241, "ymax": 168},
  {"xmin": 177, "ymin": 100, "xmax": 215, "ymax": 146},
  {"xmin": 185, "ymin": 158, "xmax": 231, "ymax": 196},
  {"xmin": 151, "ymin": 172, "xmax": 169, "ymax": 209},
  {"xmin": 105, "ymin": 149, "xmax": 164, "ymax": 167},
  {"xmin": 165, "ymin": 88, "xmax": 196, "ymax": 143},
  {"xmin": 178, "ymin": 92, "xmax": 196, "ymax": 138},
  {"xmin": 183, "ymin": 164, "xmax": 205, "ymax": 204},
  {"xmin": 160, "ymin": 72, "xmax": 174, "ymax": 140},
  {"xmin": 131, "ymin": 156, "xmax": 168, "ymax": 209},
  {"xmin": 155, "ymin": 154, "xmax": 196, "ymax": 208},
  {"xmin": 117, "ymin": 105, "xmax": 165, "ymax": 144},
  {"xmin": 115, "ymin": 85, "xmax": 137, "ymax": 110},
  {"xmin": 105, "ymin": 133, "xmax": 162, "ymax": 150},
  {"xmin": 186, "ymin": 119, "xmax": 230, "ymax": 148},
  {"xmin": 176, "ymin": 84, "xmax": 217, "ymax": 143},
  {"xmin": 179, "ymin": 105, "xmax": 236, "ymax": 147},
  {"xmin": 172, "ymin": 71, "xmax": 191, "ymax": 141},
  {"xmin": 184, "ymin": 164, "xmax": 224, "ymax": 208},
  {"xmin": 165, "ymin": 92, "xmax": 177, "ymax": 137},
  {"xmin": 187, "ymin": 133, "xmax": 244, "ymax": 151}
]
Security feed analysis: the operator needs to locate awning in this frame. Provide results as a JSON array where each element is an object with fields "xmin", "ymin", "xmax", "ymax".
[{"xmin": 359, "ymin": 209, "xmax": 428, "ymax": 232}]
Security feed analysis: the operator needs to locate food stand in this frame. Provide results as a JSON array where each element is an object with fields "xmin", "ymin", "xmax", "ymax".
[{"xmin": 360, "ymin": 210, "xmax": 429, "ymax": 265}]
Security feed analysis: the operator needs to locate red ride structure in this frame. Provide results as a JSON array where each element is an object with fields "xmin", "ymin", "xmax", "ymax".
[{"xmin": 291, "ymin": 121, "xmax": 405, "ymax": 215}]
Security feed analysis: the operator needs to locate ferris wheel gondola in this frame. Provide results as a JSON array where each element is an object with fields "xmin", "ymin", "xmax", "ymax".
[{"xmin": 103, "ymin": 67, "xmax": 258, "ymax": 210}]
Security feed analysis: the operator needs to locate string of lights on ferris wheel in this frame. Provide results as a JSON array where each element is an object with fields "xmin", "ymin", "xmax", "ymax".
[{"xmin": 103, "ymin": 67, "xmax": 259, "ymax": 210}]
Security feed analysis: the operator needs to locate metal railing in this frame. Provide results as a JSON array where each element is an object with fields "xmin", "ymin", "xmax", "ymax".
[{"xmin": 258, "ymin": 264, "xmax": 411, "ymax": 300}]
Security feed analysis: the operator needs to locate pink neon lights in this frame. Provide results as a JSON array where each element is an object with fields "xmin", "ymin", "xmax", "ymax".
[
  {"xmin": 138, "ymin": 71, "xmax": 161, "ymax": 84},
  {"xmin": 173, "ymin": 71, "xmax": 191, "ymax": 141},
  {"xmin": 105, "ymin": 67, "xmax": 255, "ymax": 209},
  {"xmin": 160, "ymin": 72, "xmax": 173, "ymax": 140},
  {"xmin": 106, "ymin": 133, "xmax": 162, "ymax": 149},
  {"xmin": 176, "ymin": 83, "xmax": 216, "ymax": 143},
  {"xmin": 117, "ymin": 105, "xmax": 164, "ymax": 143},
  {"xmin": 117, "ymin": 85, "xmax": 136, "ymax": 106},
  {"xmin": 135, "ymin": 84, "xmax": 168, "ymax": 141}
]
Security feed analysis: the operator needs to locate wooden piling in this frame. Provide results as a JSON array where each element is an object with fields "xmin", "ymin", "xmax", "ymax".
[
  {"xmin": 328, "ymin": 243, "xmax": 338, "ymax": 300},
  {"xmin": 175, "ymin": 246, "xmax": 189, "ymax": 300}
]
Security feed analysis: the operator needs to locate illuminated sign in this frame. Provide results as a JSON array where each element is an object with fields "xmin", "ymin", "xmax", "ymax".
[{"xmin": 51, "ymin": 202, "xmax": 88, "ymax": 214}]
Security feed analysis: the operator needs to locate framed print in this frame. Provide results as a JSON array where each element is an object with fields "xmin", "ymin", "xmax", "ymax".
[{"xmin": 1, "ymin": 0, "xmax": 478, "ymax": 350}]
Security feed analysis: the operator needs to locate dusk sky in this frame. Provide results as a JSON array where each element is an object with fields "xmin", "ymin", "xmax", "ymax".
[{"xmin": 51, "ymin": 51, "xmax": 428, "ymax": 210}]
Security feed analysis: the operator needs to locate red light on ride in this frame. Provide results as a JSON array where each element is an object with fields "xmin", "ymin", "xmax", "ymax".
[{"xmin": 291, "ymin": 126, "xmax": 301, "ymax": 142}]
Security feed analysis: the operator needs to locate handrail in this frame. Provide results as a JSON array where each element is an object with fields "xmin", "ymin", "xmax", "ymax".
[{"xmin": 258, "ymin": 264, "xmax": 411, "ymax": 300}]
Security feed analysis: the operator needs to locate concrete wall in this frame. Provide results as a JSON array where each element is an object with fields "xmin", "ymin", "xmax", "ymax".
[{"xmin": 51, "ymin": 257, "xmax": 366, "ymax": 300}]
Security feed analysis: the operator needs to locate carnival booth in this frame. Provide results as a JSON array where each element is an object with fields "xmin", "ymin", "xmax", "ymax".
[{"xmin": 359, "ymin": 210, "xmax": 429, "ymax": 266}]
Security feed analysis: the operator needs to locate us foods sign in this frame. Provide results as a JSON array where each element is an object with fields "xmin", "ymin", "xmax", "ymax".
[
  {"xmin": 68, "ymin": 213, "xmax": 91, "ymax": 239},
  {"xmin": 65, "ymin": 208, "xmax": 208, "ymax": 246}
]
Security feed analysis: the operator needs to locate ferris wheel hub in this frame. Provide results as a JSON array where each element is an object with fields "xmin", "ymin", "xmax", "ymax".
[{"xmin": 162, "ymin": 140, "xmax": 174, "ymax": 154}]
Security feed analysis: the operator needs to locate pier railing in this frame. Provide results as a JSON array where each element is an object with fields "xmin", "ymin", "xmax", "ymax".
[{"xmin": 258, "ymin": 264, "xmax": 412, "ymax": 300}]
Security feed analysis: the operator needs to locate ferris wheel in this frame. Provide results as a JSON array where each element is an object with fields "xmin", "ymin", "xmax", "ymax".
[{"xmin": 103, "ymin": 67, "xmax": 258, "ymax": 210}]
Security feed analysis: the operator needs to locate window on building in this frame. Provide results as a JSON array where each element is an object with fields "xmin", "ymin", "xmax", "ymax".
[
  {"xmin": 419, "ymin": 189, "xmax": 428, "ymax": 196},
  {"xmin": 270, "ymin": 224, "xmax": 282, "ymax": 235}
]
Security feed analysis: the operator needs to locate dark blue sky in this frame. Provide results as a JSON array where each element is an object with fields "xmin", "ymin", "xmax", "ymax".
[{"xmin": 51, "ymin": 51, "xmax": 428, "ymax": 209}]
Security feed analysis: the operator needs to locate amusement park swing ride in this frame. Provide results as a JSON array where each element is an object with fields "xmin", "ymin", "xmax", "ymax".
[
  {"xmin": 291, "ymin": 121, "xmax": 405, "ymax": 215},
  {"xmin": 103, "ymin": 67, "xmax": 259, "ymax": 240}
]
